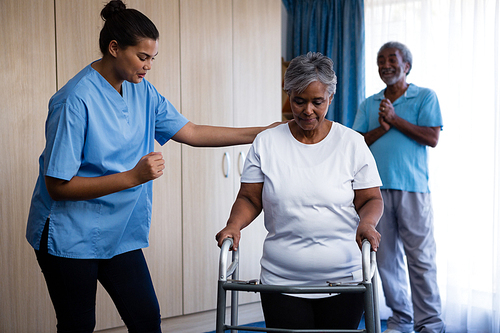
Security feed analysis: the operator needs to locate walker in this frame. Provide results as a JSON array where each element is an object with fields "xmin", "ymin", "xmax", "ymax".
[{"xmin": 216, "ymin": 238, "xmax": 381, "ymax": 333}]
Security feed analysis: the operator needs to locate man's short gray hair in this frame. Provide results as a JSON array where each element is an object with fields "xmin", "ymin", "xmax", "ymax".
[
  {"xmin": 284, "ymin": 52, "xmax": 337, "ymax": 97},
  {"xmin": 378, "ymin": 41, "xmax": 413, "ymax": 75}
]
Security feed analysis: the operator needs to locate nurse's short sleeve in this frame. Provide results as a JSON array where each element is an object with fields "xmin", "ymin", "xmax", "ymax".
[
  {"xmin": 240, "ymin": 143, "xmax": 264, "ymax": 183},
  {"xmin": 351, "ymin": 136, "xmax": 382, "ymax": 190},
  {"xmin": 154, "ymin": 95, "xmax": 189, "ymax": 145},
  {"xmin": 44, "ymin": 102, "xmax": 86, "ymax": 181}
]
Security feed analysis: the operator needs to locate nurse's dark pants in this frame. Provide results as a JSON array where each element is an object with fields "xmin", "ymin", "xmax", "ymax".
[{"xmin": 35, "ymin": 222, "xmax": 161, "ymax": 333}]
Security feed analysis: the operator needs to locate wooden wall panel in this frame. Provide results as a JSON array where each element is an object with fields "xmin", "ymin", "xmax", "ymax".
[
  {"xmin": 0, "ymin": 0, "xmax": 57, "ymax": 332},
  {"xmin": 54, "ymin": 1, "xmax": 103, "ymax": 89}
]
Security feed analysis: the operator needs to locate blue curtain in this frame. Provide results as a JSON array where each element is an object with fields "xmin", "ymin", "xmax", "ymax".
[{"xmin": 282, "ymin": 0, "xmax": 365, "ymax": 127}]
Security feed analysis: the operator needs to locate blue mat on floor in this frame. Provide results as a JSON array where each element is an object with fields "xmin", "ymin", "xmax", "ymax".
[{"xmin": 206, "ymin": 317, "xmax": 387, "ymax": 332}]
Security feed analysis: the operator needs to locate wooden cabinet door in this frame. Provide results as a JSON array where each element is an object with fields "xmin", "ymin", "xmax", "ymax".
[
  {"xmin": 130, "ymin": 0, "xmax": 185, "ymax": 322},
  {"xmin": 181, "ymin": 0, "xmax": 282, "ymax": 314},
  {"xmin": 179, "ymin": 0, "xmax": 235, "ymax": 315},
  {"xmin": 232, "ymin": 0, "xmax": 282, "ymax": 305},
  {"xmin": 54, "ymin": 0, "xmax": 183, "ymax": 330}
]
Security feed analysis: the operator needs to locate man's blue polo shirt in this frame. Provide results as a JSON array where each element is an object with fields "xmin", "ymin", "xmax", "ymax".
[
  {"xmin": 26, "ymin": 63, "xmax": 189, "ymax": 259},
  {"xmin": 352, "ymin": 83, "xmax": 443, "ymax": 193}
]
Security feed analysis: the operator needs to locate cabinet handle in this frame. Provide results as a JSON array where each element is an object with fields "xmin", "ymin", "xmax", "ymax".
[
  {"xmin": 238, "ymin": 151, "xmax": 246, "ymax": 176},
  {"xmin": 223, "ymin": 152, "xmax": 231, "ymax": 178}
]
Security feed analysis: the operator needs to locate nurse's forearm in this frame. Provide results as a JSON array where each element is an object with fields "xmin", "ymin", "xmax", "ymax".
[
  {"xmin": 45, "ymin": 172, "xmax": 139, "ymax": 201},
  {"xmin": 173, "ymin": 122, "xmax": 266, "ymax": 147},
  {"xmin": 45, "ymin": 152, "xmax": 164, "ymax": 201}
]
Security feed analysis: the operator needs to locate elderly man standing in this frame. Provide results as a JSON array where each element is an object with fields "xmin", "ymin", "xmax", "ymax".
[{"xmin": 352, "ymin": 41, "xmax": 445, "ymax": 333}]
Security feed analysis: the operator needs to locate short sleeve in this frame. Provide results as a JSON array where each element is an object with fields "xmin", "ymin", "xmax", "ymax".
[
  {"xmin": 351, "ymin": 135, "xmax": 382, "ymax": 190},
  {"xmin": 44, "ymin": 102, "xmax": 86, "ymax": 181},
  {"xmin": 240, "ymin": 142, "xmax": 264, "ymax": 183},
  {"xmin": 352, "ymin": 100, "xmax": 369, "ymax": 133},
  {"xmin": 153, "ymin": 91, "xmax": 189, "ymax": 145},
  {"xmin": 417, "ymin": 89, "xmax": 443, "ymax": 128}
]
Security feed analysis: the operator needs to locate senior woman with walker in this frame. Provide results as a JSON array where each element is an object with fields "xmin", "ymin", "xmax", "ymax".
[{"xmin": 216, "ymin": 52, "xmax": 384, "ymax": 330}]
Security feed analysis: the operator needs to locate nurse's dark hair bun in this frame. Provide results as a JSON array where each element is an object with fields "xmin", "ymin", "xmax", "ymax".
[
  {"xmin": 100, "ymin": 0, "xmax": 127, "ymax": 21},
  {"xmin": 98, "ymin": 0, "xmax": 159, "ymax": 55}
]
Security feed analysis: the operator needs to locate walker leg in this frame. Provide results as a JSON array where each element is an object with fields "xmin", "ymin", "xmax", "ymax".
[
  {"xmin": 364, "ymin": 283, "xmax": 376, "ymax": 333},
  {"xmin": 373, "ymin": 268, "xmax": 381, "ymax": 333},
  {"xmin": 216, "ymin": 281, "xmax": 227, "ymax": 333},
  {"xmin": 230, "ymin": 257, "xmax": 239, "ymax": 333}
]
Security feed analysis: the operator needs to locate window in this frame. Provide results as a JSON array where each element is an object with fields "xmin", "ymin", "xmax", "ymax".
[{"xmin": 364, "ymin": 0, "xmax": 500, "ymax": 331}]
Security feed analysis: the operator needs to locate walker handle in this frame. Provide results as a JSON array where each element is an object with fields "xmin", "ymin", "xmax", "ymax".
[
  {"xmin": 362, "ymin": 239, "xmax": 377, "ymax": 283},
  {"xmin": 219, "ymin": 238, "xmax": 239, "ymax": 281}
]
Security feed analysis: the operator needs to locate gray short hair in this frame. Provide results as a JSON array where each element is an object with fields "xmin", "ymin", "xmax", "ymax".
[
  {"xmin": 284, "ymin": 52, "xmax": 337, "ymax": 97},
  {"xmin": 378, "ymin": 41, "xmax": 413, "ymax": 75}
]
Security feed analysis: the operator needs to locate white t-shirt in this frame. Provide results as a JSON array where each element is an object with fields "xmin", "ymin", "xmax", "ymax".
[{"xmin": 241, "ymin": 122, "xmax": 382, "ymax": 296}]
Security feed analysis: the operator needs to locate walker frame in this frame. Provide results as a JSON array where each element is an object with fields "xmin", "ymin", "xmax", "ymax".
[{"xmin": 216, "ymin": 238, "xmax": 381, "ymax": 333}]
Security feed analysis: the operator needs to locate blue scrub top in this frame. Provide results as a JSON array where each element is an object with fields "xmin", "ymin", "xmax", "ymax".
[
  {"xmin": 352, "ymin": 84, "xmax": 443, "ymax": 193},
  {"xmin": 26, "ymin": 62, "xmax": 189, "ymax": 259}
]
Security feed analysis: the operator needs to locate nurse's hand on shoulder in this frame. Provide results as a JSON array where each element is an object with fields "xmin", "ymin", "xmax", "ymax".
[{"xmin": 131, "ymin": 152, "xmax": 165, "ymax": 184}]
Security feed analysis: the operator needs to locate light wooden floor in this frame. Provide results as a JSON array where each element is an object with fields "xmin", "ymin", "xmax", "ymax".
[{"xmin": 95, "ymin": 302, "xmax": 264, "ymax": 333}]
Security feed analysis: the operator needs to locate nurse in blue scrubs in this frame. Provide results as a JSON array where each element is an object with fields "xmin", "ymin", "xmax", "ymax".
[{"xmin": 25, "ymin": 1, "xmax": 275, "ymax": 332}]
